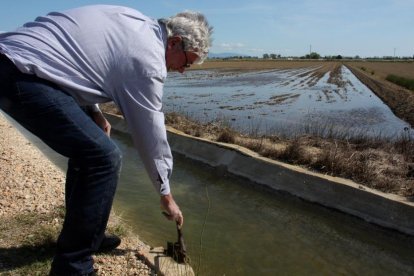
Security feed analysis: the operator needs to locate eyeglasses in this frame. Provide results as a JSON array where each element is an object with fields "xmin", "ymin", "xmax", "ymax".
[{"xmin": 182, "ymin": 41, "xmax": 191, "ymax": 68}]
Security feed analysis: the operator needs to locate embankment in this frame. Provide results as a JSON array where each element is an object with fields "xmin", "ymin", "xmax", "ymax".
[
  {"xmin": 346, "ymin": 64, "xmax": 414, "ymax": 127},
  {"xmin": 106, "ymin": 112, "xmax": 414, "ymax": 236}
]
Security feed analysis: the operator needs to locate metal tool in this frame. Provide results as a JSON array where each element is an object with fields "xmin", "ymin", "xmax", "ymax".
[{"xmin": 165, "ymin": 222, "xmax": 188, "ymax": 264}]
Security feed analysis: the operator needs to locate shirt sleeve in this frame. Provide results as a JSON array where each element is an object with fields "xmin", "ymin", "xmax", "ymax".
[{"xmin": 113, "ymin": 74, "xmax": 172, "ymax": 196}]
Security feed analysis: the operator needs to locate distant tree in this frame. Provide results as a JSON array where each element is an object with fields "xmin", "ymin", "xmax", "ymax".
[
  {"xmin": 263, "ymin": 53, "xmax": 270, "ymax": 59},
  {"xmin": 305, "ymin": 52, "xmax": 320, "ymax": 59},
  {"xmin": 354, "ymin": 55, "xmax": 360, "ymax": 59},
  {"xmin": 336, "ymin": 55, "xmax": 343, "ymax": 59},
  {"xmin": 270, "ymin": 53, "xmax": 277, "ymax": 59}
]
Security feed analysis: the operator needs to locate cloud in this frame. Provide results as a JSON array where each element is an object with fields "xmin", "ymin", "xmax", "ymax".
[
  {"xmin": 247, "ymin": 48, "xmax": 265, "ymax": 53},
  {"xmin": 217, "ymin": 42, "xmax": 245, "ymax": 50}
]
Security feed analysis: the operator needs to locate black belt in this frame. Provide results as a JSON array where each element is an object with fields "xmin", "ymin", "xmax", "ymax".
[{"xmin": 0, "ymin": 53, "xmax": 13, "ymax": 65}]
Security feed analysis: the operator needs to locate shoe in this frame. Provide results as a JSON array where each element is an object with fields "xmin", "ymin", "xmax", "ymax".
[{"xmin": 96, "ymin": 234, "xmax": 121, "ymax": 253}]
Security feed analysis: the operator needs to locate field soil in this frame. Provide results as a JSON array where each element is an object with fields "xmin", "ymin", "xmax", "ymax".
[
  {"xmin": 193, "ymin": 59, "xmax": 326, "ymax": 71},
  {"xmin": 345, "ymin": 62, "xmax": 414, "ymax": 127}
]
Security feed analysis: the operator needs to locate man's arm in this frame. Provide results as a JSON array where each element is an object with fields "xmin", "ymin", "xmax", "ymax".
[{"xmin": 113, "ymin": 75, "xmax": 183, "ymax": 226}]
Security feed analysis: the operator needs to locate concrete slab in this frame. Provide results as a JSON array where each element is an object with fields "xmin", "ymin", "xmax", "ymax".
[{"xmin": 137, "ymin": 247, "xmax": 194, "ymax": 276}]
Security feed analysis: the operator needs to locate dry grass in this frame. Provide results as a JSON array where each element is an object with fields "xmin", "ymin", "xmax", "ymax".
[
  {"xmin": 0, "ymin": 208, "xmax": 63, "ymax": 275},
  {"xmin": 164, "ymin": 112, "xmax": 414, "ymax": 197},
  {"xmin": 346, "ymin": 61, "xmax": 414, "ymax": 80}
]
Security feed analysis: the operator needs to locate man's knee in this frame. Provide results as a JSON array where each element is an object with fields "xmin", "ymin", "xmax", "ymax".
[
  {"xmin": 85, "ymin": 141, "xmax": 122, "ymax": 172},
  {"xmin": 102, "ymin": 144, "xmax": 122, "ymax": 172},
  {"xmin": 107, "ymin": 145, "xmax": 122, "ymax": 171}
]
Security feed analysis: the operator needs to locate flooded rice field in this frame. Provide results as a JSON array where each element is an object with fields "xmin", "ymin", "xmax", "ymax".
[{"xmin": 164, "ymin": 65, "xmax": 412, "ymax": 138}]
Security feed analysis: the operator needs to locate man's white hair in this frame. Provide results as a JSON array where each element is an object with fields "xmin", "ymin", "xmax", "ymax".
[{"xmin": 160, "ymin": 11, "xmax": 213, "ymax": 64}]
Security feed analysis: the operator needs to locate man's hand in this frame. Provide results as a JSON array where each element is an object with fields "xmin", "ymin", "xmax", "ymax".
[
  {"xmin": 160, "ymin": 193, "xmax": 183, "ymax": 227},
  {"xmin": 91, "ymin": 111, "xmax": 111, "ymax": 136}
]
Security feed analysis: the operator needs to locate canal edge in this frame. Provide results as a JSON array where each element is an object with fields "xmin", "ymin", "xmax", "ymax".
[{"xmin": 105, "ymin": 112, "xmax": 414, "ymax": 236}]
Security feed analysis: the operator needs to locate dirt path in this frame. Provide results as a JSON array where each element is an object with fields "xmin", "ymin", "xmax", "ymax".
[
  {"xmin": 0, "ymin": 113, "xmax": 153, "ymax": 275},
  {"xmin": 346, "ymin": 64, "xmax": 414, "ymax": 127}
]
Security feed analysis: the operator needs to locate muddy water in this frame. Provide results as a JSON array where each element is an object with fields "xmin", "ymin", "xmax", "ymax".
[
  {"xmin": 112, "ymin": 132, "xmax": 414, "ymax": 276},
  {"xmin": 164, "ymin": 66, "xmax": 413, "ymax": 138}
]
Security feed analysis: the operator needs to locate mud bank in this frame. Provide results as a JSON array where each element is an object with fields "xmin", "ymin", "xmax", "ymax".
[{"xmin": 106, "ymin": 112, "xmax": 414, "ymax": 236}]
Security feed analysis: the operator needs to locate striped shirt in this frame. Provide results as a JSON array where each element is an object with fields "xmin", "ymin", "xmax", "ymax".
[{"xmin": 0, "ymin": 5, "xmax": 173, "ymax": 195}]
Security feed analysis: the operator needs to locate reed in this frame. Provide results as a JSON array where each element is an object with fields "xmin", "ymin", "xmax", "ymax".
[
  {"xmin": 386, "ymin": 74, "xmax": 414, "ymax": 91},
  {"xmin": 165, "ymin": 112, "xmax": 414, "ymax": 197}
]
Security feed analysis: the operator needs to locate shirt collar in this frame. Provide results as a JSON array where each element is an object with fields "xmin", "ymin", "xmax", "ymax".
[{"xmin": 158, "ymin": 20, "xmax": 168, "ymax": 53}]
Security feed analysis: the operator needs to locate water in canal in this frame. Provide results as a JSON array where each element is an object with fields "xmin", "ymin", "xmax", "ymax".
[{"xmin": 112, "ymin": 131, "xmax": 414, "ymax": 276}]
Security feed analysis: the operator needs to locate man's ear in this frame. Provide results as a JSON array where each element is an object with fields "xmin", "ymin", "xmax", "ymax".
[{"xmin": 167, "ymin": 36, "xmax": 182, "ymax": 49}]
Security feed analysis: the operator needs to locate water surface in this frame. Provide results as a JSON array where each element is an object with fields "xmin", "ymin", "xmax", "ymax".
[
  {"xmin": 112, "ymin": 131, "xmax": 414, "ymax": 276},
  {"xmin": 164, "ymin": 66, "xmax": 412, "ymax": 138}
]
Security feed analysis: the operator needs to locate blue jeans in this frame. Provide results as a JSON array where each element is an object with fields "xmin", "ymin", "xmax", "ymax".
[{"xmin": 0, "ymin": 54, "xmax": 122, "ymax": 275}]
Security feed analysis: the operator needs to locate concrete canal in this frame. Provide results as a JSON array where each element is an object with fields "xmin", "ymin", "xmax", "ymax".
[{"xmin": 111, "ymin": 131, "xmax": 414, "ymax": 276}]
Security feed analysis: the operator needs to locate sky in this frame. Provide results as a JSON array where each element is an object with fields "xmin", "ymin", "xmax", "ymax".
[{"xmin": 0, "ymin": 0, "xmax": 413, "ymax": 58}]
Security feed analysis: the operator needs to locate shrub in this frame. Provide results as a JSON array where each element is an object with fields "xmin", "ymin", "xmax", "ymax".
[
  {"xmin": 386, "ymin": 74, "xmax": 414, "ymax": 91},
  {"xmin": 217, "ymin": 128, "xmax": 236, "ymax": 143}
]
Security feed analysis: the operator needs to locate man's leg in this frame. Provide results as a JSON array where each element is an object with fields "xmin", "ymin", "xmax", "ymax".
[{"xmin": 0, "ymin": 58, "xmax": 121, "ymax": 275}]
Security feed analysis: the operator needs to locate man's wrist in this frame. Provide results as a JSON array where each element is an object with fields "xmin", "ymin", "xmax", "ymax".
[{"xmin": 161, "ymin": 193, "xmax": 172, "ymax": 202}]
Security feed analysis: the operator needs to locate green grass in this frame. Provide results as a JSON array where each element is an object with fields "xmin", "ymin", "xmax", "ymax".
[
  {"xmin": 386, "ymin": 74, "xmax": 414, "ymax": 91},
  {"xmin": 0, "ymin": 209, "xmax": 63, "ymax": 275}
]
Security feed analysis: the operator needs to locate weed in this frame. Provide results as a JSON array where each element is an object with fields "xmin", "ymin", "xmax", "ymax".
[
  {"xmin": 386, "ymin": 74, "xmax": 414, "ymax": 91},
  {"xmin": 217, "ymin": 128, "xmax": 236, "ymax": 143},
  {"xmin": 108, "ymin": 223, "xmax": 128, "ymax": 238},
  {"xmin": 0, "ymin": 210, "xmax": 62, "ymax": 275},
  {"xmin": 164, "ymin": 110, "xmax": 414, "ymax": 197},
  {"xmin": 276, "ymin": 138, "xmax": 304, "ymax": 163}
]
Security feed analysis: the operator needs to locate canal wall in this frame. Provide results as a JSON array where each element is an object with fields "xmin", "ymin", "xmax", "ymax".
[{"xmin": 105, "ymin": 113, "xmax": 414, "ymax": 236}]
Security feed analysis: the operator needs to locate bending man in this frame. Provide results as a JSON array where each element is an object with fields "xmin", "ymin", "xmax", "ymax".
[{"xmin": 0, "ymin": 5, "xmax": 212, "ymax": 275}]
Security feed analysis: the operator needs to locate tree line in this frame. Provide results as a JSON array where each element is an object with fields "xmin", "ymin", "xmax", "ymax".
[{"xmin": 209, "ymin": 52, "xmax": 414, "ymax": 61}]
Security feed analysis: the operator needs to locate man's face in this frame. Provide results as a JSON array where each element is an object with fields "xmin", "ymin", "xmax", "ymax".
[{"xmin": 166, "ymin": 37, "xmax": 199, "ymax": 73}]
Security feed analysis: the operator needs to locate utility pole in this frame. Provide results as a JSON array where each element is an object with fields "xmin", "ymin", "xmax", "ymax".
[
  {"xmin": 310, "ymin": 44, "xmax": 312, "ymax": 56},
  {"xmin": 394, "ymin": 48, "xmax": 396, "ymax": 60}
]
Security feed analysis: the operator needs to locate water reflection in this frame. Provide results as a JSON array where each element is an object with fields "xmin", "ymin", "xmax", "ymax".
[{"xmin": 164, "ymin": 66, "xmax": 413, "ymax": 138}]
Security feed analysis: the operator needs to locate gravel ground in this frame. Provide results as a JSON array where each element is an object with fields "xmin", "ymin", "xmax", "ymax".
[{"xmin": 0, "ymin": 112, "xmax": 154, "ymax": 275}]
